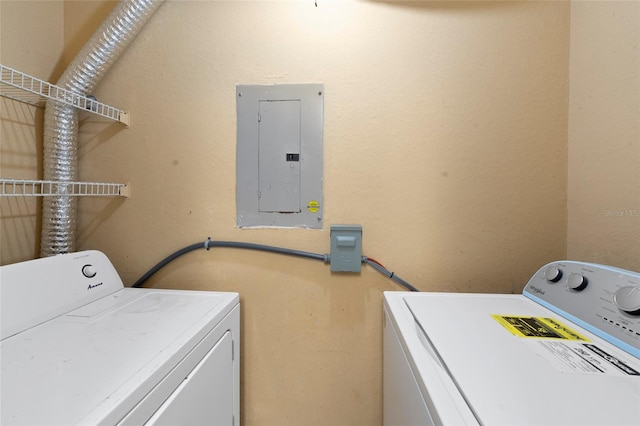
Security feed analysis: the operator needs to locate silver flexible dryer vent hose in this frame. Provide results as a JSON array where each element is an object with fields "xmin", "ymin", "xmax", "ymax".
[{"xmin": 41, "ymin": 0, "xmax": 163, "ymax": 257}]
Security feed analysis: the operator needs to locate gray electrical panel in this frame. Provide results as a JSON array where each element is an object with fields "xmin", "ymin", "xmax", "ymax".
[{"xmin": 236, "ymin": 84, "xmax": 323, "ymax": 228}]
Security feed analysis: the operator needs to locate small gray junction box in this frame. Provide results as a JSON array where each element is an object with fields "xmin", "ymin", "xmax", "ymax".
[{"xmin": 330, "ymin": 224, "xmax": 362, "ymax": 273}]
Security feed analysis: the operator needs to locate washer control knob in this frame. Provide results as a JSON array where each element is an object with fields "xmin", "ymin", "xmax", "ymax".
[
  {"xmin": 567, "ymin": 273, "xmax": 588, "ymax": 291},
  {"xmin": 614, "ymin": 286, "xmax": 640, "ymax": 315},
  {"xmin": 82, "ymin": 264, "xmax": 97, "ymax": 278},
  {"xmin": 544, "ymin": 266, "xmax": 563, "ymax": 283}
]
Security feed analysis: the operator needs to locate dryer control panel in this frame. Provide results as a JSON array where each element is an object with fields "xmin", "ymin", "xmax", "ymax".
[
  {"xmin": 0, "ymin": 251, "xmax": 124, "ymax": 340},
  {"xmin": 523, "ymin": 261, "xmax": 640, "ymax": 358}
]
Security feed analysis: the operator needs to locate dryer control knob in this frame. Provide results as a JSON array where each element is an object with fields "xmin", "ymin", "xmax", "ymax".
[
  {"xmin": 544, "ymin": 266, "xmax": 563, "ymax": 283},
  {"xmin": 82, "ymin": 264, "xmax": 97, "ymax": 278},
  {"xmin": 614, "ymin": 286, "xmax": 640, "ymax": 315},
  {"xmin": 567, "ymin": 273, "xmax": 588, "ymax": 291}
]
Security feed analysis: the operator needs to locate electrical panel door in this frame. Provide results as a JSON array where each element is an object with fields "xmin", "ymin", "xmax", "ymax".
[
  {"xmin": 258, "ymin": 100, "xmax": 301, "ymax": 213},
  {"xmin": 236, "ymin": 84, "xmax": 323, "ymax": 228}
]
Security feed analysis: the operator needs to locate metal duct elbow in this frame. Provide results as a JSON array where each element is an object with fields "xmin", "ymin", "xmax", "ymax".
[{"xmin": 41, "ymin": 0, "xmax": 163, "ymax": 257}]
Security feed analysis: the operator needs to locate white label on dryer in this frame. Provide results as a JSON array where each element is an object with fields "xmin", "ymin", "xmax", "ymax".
[{"xmin": 531, "ymin": 340, "xmax": 640, "ymax": 376}]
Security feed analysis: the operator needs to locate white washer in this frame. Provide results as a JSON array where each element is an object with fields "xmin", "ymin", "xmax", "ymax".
[
  {"xmin": 384, "ymin": 261, "xmax": 640, "ymax": 425},
  {"xmin": 1, "ymin": 250, "xmax": 240, "ymax": 426}
]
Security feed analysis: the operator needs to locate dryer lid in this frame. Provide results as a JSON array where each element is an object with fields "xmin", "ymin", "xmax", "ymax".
[{"xmin": 1, "ymin": 287, "xmax": 238, "ymax": 425}]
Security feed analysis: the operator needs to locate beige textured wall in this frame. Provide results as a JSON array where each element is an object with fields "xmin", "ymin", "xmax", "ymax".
[
  {"xmin": 0, "ymin": 0, "xmax": 64, "ymax": 264},
  {"xmin": 2, "ymin": 1, "xmax": 572, "ymax": 425},
  {"xmin": 568, "ymin": 1, "xmax": 640, "ymax": 272}
]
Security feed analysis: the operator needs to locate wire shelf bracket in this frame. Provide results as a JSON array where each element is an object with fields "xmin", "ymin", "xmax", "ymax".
[
  {"xmin": 0, "ymin": 64, "xmax": 130, "ymax": 126},
  {"xmin": 0, "ymin": 179, "xmax": 130, "ymax": 198}
]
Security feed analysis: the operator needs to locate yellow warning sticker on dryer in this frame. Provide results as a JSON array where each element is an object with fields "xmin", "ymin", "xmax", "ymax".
[{"xmin": 491, "ymin": 315, "xmax": 590, "ymax": 341}]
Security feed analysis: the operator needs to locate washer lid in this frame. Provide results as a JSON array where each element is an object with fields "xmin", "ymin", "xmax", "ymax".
[
  {"xmin": 1, "ymin": 288, "xmax": 238, "ymax": 426},
  {"xmin": 405, "ymin": 293, "xmax": 640, "ymax": 426}
]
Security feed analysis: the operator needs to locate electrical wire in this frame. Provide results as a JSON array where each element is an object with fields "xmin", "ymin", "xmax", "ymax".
[
  {"xmin": 132, "ymin": 238, "xmax": 328, "ymax": 288},
  {"xmin": 131, "ymin": 237, "xmax": 419, "ymax": 292},
  {"xmin": 363, "ymin": 257, "xmax": 420, "ymax": 292},
  {"xmin": 131, "ymin": 241, "xmax": 207, "ymax": 288},
  {"xmin": 208, "ymin": 240, "xmax": 328, "ymax": 263},
  {"xmin": 365, "ymin": 256, "xmax": 386, "ymax": 268}
]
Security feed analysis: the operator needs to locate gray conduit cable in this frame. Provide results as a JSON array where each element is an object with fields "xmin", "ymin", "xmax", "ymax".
[
  {"xmin": 131, "ymin": 241, "xmax": 209, "ymax": 288},
  {"xmin": 363, "ymin": 257, "xmax": 420, "ymax": 292},
  {"xmin": 131, "ymin": 238, "xmax": 419, "ymax": 292}
]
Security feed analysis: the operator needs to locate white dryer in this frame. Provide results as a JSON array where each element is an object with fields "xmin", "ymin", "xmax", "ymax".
[
  {"xmin": 1, "ymin": 250, "xmax": 239, "ymax": 426},
  {"xmin": 384, "ymin": 261, "xmax": 640, "ymax": 425}
]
